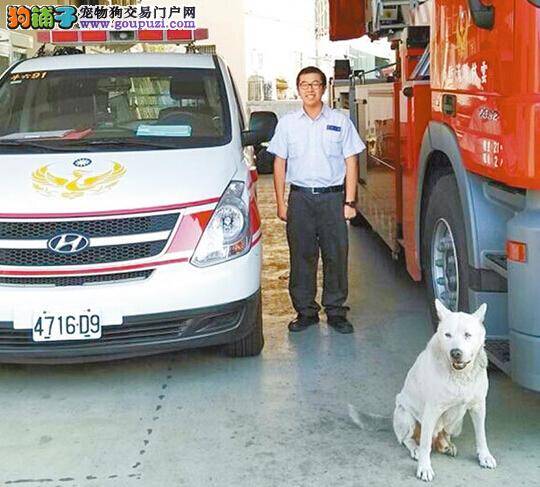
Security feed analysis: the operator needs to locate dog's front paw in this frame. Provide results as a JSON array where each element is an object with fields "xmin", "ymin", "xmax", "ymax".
[
  {"xmin": 444, "ymin": 442, "xmax": 457, "ymax": 457},
  {"xmin": 478, "ymin": 451, "xmax": 497, "ymax": 469},
  {"xmin": 410, "ymin": 447, "xmax": 419, "ymax": 461},
  {"xmin": 416, "ymin": 463, "xmax": 435, "ymax": 482}
]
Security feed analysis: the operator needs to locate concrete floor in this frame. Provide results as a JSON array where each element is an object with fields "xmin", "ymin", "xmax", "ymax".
[{"xmin": 0, "ymin": 175, "xmax": 538, "ymax": 486}]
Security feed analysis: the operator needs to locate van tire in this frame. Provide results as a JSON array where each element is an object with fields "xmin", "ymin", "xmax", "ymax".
[
  {"xmin": 225, "ymin": 295, "xmax": 264, "ymax": 357},
  {"xmin": 421, "ymin": 174, "xmax": 470, "ymax": 330}
]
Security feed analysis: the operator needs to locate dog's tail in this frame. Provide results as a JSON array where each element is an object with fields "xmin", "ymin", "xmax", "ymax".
[{"xmin": 348, "ymin": 404, "xmax": 392, "ymax": 432}]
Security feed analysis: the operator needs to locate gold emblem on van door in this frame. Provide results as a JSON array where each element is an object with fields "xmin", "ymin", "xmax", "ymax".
[{"xmin": 32, "ymin": 159, "xmax": 127, "ymax": 199}]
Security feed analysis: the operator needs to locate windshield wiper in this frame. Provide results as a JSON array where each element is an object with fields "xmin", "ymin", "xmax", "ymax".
[
  {"xmin": 0, "ymin": 139, "xmax": 91, "ymax": 152},
  {"xmin": 81, "ymin": 139, "xmax": 181, "ymax": 150}
]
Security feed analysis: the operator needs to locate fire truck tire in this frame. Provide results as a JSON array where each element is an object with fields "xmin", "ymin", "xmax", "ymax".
[
  {"xmin": 422, "ymin": 174, "xmax": 470, "ymax": 330},
  {"xmin": 225, "ymin": 294, "xmax": 264, "ymax": 357}
]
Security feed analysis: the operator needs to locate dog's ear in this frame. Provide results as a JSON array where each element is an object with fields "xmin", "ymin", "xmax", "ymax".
[
  {"xmin": 435, "ymin": 299, "xmax": 451, "ymax": 321},
  {"xmin": 473, "ymin": 303, "xmax": 487, "ymax": 323}
]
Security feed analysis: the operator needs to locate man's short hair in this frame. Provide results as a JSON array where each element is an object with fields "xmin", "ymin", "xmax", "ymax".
[{"xmin": 296, "ymin": 66, "xmax": 327, "ymax": 87}]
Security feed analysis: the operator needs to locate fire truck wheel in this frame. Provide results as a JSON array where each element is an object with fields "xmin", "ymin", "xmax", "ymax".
[
  {"xmin": 225, "ymin": 294, "xmax": 264, "ymax": 357},
  {"xmin": 422, "ymin": 174, "xmax": 470, "ymax": 330}
]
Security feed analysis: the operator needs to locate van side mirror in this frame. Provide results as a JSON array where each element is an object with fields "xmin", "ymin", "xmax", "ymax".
[{"xmin": 241, "ymin": 111, "xmax": 277, "ymax": 147}]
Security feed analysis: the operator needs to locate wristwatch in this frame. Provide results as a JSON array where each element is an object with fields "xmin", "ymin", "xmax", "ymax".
[{"xmin": 344, "ymin": 201, "xmax": 356, "ymax": 208}]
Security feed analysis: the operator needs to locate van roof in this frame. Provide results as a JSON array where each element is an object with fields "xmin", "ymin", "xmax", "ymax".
[{"xmin": 12, "ymin": 53, "xmax": 217, "ymax": 73}]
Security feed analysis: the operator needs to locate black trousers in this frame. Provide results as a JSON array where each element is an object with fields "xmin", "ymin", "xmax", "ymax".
[{"xmin": 286, "ymin": 189, "xmax": 349, "ymax": 319}]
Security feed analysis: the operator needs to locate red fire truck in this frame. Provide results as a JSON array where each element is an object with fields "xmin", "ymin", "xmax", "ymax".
[{"xmin": 329, "ymin": 0, "xmax": 540, "ymax": 391}]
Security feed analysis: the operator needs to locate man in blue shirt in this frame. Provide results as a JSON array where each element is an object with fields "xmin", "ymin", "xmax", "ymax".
[{"xmin": 268, "ymin": 66, "xmax": 366, "ymax": 334}]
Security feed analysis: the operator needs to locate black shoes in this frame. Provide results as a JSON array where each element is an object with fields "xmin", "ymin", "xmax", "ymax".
[
  {"xmin": 288, "ymin": 314, "xmax": 319, "ymax": 332},
  {"xmin": 288, "ymin": 315, "xmax": 354, "ymax": 334},
  {"xmin": 327, "ymin": 316, "xmax": 354, "ymax": 334}
]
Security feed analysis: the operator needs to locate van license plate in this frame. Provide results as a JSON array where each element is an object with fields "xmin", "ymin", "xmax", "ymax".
[{"xmin": 32, "ymin": 311, "xmax": 102, "ymax": 342}]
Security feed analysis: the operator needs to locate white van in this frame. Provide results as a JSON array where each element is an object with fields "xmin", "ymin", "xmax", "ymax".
[{"xmin": 0, "ymin": 52, "xmax": 276, "ymax": 362}]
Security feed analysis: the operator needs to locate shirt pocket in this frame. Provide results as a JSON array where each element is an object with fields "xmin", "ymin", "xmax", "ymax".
[{"xmin": 323, "ymin": 132, "xmax": 343, "ymax": 158}]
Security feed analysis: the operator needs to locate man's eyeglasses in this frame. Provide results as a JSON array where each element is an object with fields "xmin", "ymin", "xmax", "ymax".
[{"xmin": 298, "ymin": 81, "xmax": 324, "ymax": 90}]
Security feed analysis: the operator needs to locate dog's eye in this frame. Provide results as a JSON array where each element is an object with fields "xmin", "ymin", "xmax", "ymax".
[
  {"xmin": 445, "ymin": 333, "xmax": 452, "ymax": 338},
  {"xmin": 464, "ymin": 332, "xmax": 472, "ymax": 339}
]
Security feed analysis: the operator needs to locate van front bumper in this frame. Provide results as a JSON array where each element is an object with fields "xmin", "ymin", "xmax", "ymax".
[{"xmin": 0, "ymin": 290, "xmax": 260, "ymax": 364}]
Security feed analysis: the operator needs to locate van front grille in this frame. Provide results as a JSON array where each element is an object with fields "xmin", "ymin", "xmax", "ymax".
[
  {"xmin": 0, "ymin": 241, "xmax": 166, "ymax": 266},
  {"xmin": 0, "ymin": 270, "xmax": 153, "ymax": 287},
  {"xmin": 0, "ymin": 213, "xmax": 178, "ymax": 239}
]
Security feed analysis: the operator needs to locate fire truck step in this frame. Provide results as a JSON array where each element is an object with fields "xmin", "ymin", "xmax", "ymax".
[
  {"xmin": 485, "ymin": 338, "xmax": 511, "ymax": 374},
  {"xmin": 484, "ymin": 253, "xmax": 508, "ymax": 279}
]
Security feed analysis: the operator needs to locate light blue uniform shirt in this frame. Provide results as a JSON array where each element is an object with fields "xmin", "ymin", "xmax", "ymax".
[{"xmin": 267, "ymin": 104, "xmax": 366, "ymax": 187}]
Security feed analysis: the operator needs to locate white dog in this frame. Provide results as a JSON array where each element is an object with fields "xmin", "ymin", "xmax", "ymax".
[{"xmin": 393, "ymin": 300, "xmax": 497, "ymax": 481}]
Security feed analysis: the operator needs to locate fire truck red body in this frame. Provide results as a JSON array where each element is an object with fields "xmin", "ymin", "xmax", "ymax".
[{"xmin": 329, "ymin": 0, "xmax": 540, "ymax": 391}]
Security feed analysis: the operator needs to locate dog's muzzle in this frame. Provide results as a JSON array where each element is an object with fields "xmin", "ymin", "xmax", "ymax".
[{"xmin": 451, "ymin": 360, "xmax": 470, "ymax": 370}]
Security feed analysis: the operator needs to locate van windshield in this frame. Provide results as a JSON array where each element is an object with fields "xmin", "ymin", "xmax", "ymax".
[{"xmin": 0, "ymin": 66, "xmax": 231, "ymax": 152}]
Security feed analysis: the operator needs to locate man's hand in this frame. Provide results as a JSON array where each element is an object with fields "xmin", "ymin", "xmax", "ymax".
[
  {"xmin": 277, "ymin": 203, "xmax": 287, "ymax": 222},
  {"xmin": 344, "ymin": 205, "xmax": 357, "ymax": 221}
]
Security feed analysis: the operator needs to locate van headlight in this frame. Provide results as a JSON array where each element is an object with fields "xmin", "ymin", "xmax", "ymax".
[{"xmin": 191, "ymin": 181, "xmax": 251, "ymax": 267}]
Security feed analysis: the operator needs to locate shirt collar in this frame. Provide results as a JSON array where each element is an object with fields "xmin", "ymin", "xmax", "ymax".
[
  {"xmin": 296, "ymin": 104, "xmax": 330, "ymax": 121},
  {"xmin": 321, "ymin": 104, "xmax": 331, "ymax": 119}
]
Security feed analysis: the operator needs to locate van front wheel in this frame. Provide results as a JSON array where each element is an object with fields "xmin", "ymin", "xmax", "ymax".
[{"xmin": 225, "ymin": 295, "xmax": 264, "ymax": 357}]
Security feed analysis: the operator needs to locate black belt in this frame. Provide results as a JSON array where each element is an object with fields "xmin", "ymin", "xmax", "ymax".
[{"xmin": 290, "ymin": 184, "xmax": 344, "ymax": 194}]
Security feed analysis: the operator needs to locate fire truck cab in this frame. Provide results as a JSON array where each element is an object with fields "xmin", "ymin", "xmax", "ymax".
[{"xmin": 330, "ymin": 0, "xmax": 540, "ymax": 391}]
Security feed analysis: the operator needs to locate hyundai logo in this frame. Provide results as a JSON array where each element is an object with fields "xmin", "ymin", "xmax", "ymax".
[{"xmin": 47, "ymin": 233, "xmax": 90, "ymax": 254}]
